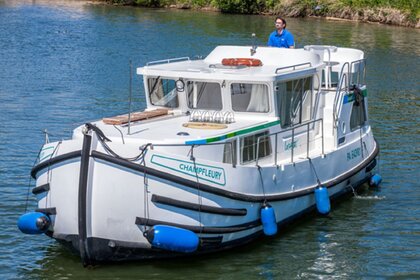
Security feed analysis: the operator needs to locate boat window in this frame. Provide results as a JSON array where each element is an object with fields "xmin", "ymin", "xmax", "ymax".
[
  {"xmin": 240, "ymin": 131, "xmax": 272, "ymax": 164},
  {"xmin": 186, "ymin": 81, "xmax": 222, "ymax": 110},
  {"xmin": 223, "ymin": 140, "xmax": 237, "ymax": 165},
  {"xmin": 148, "ymin": 77, "xmax": 179, "ymax": 108},
  {"xmin": 231, "ymin": 83, "xmax": 269, "ymax": 112},
  {"xmin": 277, "ymin": 77, "xmax": 313, "ymax": 128},
  {"xmin": 350, "ymin": 90, "xmax": 367, "ymax": 131}
]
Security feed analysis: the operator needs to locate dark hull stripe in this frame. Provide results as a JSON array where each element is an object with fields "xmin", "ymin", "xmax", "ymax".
[
  {"xmin": 31, "ymin": 150, "xmax": 81, "ymax": 179},
  {"xmin": 35, "ymin": 207, "xmax": 57, "ymax": 215},
  {"xmin": 92, "ymin": 141, "xmax": 379, "ymax": 202},
  {"xmin": 135, "ymin": 217, "xmax": 261, "ymax": 234},
  {"xmin": 78, "ymin": 134, "xmax": 92, "ymax": 266},
  {"xmin": 52, "ymin": 178, "xmax": 367, "ymax": 262},
  {"xmin": 32, "ymin": 183, "xmax": 50, "ymax": 195},
  {"xmin": 151, "ymin": 194, "xmax": 247, "ymax": 216},
  {"xmin": 323, "ymin": 142, "xmax": 379, "ymax": 189},
  {"xmin": 365, "ymin": 158, "xmax": 377, "ymax": 173}
]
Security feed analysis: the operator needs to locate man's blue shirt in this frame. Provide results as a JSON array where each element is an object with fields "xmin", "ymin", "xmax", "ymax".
[{"xmin": 267, "ymin": 29, "xmax": 294, "ymax": 48}]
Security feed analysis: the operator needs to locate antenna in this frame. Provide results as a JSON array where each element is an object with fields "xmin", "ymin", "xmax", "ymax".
[
  {"xmin": 250, "ymin": 33, "xmax": 257, "ymax": 56},
  {"xmin": 128, "ymin": 60, "xmax": 132, "ymax": 135}
]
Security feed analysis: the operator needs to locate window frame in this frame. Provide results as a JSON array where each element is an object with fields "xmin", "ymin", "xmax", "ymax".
[
  {"xmin": 147, "ymin": 77, "xmax": 179, "ymax": 108},
  {"xmin": 230, "ymin": 82, "xmax": 270, "ymax": 113},
  {"xmin": 240, "ymin": 131, "xmax": 272, "ymax": 164},
  {"xmin": 186, "ymin": 80, "xmax": 223, "ymax": 111},
  {"xmin": 276, "ymin": 76, "xmax": 314, "ymax": 128},
  {"xmin": 349, "ymin": 92, "xmax": 368, "ymax": 131}
]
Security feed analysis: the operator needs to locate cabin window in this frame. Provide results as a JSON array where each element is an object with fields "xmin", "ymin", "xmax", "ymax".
[
  {"xmin": 240, "ymin": 131, "xmax": 272, "ymax": 164},
  {"xmin": 222, "ymin": 140, "xmax": 237, "ymax": 165},
  {"xmin": 231, "ymin": 83, "xmax": 269, "ymax": 112},
  {"xmin": 148, "ymin": 78, "xmax": 179, "ymax": 108},
  {"xmin": 186, "ymin": 81, "xmax": 222, "ymax": 110},
  {"xmin": 277, "ymin": 77, "xmax": 313, "ymax": 128},
  {"xmin": 350, "ymin": 91, "xmax": 367, "ymax": 131}
]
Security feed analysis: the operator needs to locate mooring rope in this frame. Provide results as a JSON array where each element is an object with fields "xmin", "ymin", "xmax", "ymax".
[
  {"xmin": 113, "ymin": 124, "xmax": 125, "ymax": 144},
  {"xmin": 257, "ymin": 165, "xmax": 267, "ymax": 204},
  {"xmin": 190, "ymin": 145, "xmax": 203, "ymax": 234},
  {"xmin": 308, "ymin": 157, "xmax": 322, "ymax": 187},
  {"xmin": 142, "ymin": 153, "xmax": 150, "ymax": 234},
  {"xmin": 86, "ymin": 123, "xmax": 148, "ymax": 162},
  {"xmin": 24, "ymin": 146, "xmax": 44, "ymax": 213},
  {"xmin": 44, "ymin": 141, "xmax": 62, "ymax": 209}
]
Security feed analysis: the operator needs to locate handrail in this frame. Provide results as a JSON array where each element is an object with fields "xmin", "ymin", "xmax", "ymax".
[
  {"xmin": 304, "ymin": 45, "xmax": 338, "ymax": 89},
  {"xmin": 349, "ymin": 59, "xmax": 366, "ymax": 86},
  {"xmin": 255, "ymin": 118, "xmax": 324, "ymax": 166},
  {"xmin": 333, "ymin": 62, "xmax": 350, "ymax": 130},
  {"xmin": 311, "ymin": 73, "xmax": 322, "ymax": 120},
  {"xmin": 147, "ymin": 57, "xmax": 190, "ymax": 66},
  {"xmin": 275, "ymin": 62, "xmax": 312, "ymax": 74},
  {"xmin": 150, "ymin": 141, "xmax": 236, "ymax": 168},
  {"xmin": 332, "ymin": 58, "xmax": 367, "ymax": 131}
]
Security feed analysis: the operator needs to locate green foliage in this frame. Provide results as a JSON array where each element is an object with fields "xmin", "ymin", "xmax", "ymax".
[
  {"xmin": 111, "ymin": 0, "xmax": 418, "ymax": 23},
  {"xmin": 339, "ymin": 0, "xmax": 415, "ymax": 9},
  {"xmin": 214, "ymin": 0, "xmax": 275, "ymax": 14},
  {"xmin": 134, "ymin": 0, "xmax": 173, "ymax": 7},
  {"xmin": 328, "ymin": 0, "xmax": 418, "ymax": 21}
]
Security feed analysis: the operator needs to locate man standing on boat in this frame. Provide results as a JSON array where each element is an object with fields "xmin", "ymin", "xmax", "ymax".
[{"xmin": 267, "ymin": 16, "xmax": 295, "ymax": 48}]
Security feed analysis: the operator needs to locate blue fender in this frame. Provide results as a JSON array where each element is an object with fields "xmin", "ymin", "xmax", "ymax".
[
  {"xmin": 315, "ymin": 186, "xmax": 331, "ymax": 215},
  {"xmin": 369, "ymin": 173, "xmax": 382, "ymax": 187},
  {"xmin": 260, "ymin": 203, "xmax": 277, "ymax": 236},
  {"xmin": 145, "ymin": 225, "xmax": 199, "ymax": 253},
  {"xmin": 18, "ymin": 212, "xmax": 51, "ymax": 234}
]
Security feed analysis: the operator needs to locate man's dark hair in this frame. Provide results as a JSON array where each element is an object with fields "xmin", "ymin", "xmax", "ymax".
[{"xmin": 275, "ymin": 16, "xmax": 287, "ymax": 28}]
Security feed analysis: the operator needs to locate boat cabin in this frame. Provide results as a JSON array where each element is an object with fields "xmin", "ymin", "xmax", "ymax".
[{"xmin": 132, "ymin": 45, "xmax": 367, "ymax": 166}]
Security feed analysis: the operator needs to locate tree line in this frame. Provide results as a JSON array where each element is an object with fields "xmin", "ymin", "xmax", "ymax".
[{"xmin": 109, "ymin": 0, "xmax": 419, "ymax": 27}]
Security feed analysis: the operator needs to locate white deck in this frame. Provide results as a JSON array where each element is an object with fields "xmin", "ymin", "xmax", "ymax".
[
  {"xmin": 74, "ymin": 114, "xmax": 277, "ymax": 145},
  {"xmin": 137, "ymin": 46, "xmax": 325, "ymax": 82}
]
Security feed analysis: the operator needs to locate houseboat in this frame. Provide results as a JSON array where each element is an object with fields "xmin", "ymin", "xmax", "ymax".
[{"xmin": 19, "ymin": 45, "xmax": 381, "ymax": 265}]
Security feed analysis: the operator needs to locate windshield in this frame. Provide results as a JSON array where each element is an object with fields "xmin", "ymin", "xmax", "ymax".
[
  {"xmin": 148, "ymin": 77, "xmax": 179, "ymax": 108},
  {"xmin": 186, "ymin": 81, "xmax": 222, "ymax": 110},
  {"xmin": 231, "ymin": 83, "xmax": 269, "ymax": 112}
]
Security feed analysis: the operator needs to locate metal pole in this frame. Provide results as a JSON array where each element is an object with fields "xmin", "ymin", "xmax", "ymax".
[
  {"xmin": 291, "ymin": 128, "xmax": 295, "ymax": 164},
  {"xmin": 307, "ymin": 123, "xmax": 310, "ymax": 158},
  {"xmin": 256, "ymin": 137, "xmax": 260, "ymax": 166},
  {"xmin": 321, "ymin": 119, "xmax": 325, "ymax": 156},
  {"xmin": 128, "ymin": 60, "xmax": 133, "ymax": 135},
  {"xmin": 230, "ymin": 142, "xmax": 236, "ymax": 168},
  {"xmin": 274, "ymin": 134, "xmax": 278, "ymax": 166}
]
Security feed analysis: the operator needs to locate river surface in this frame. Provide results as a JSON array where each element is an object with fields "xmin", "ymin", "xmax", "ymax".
[{"xmin": 0, "ymin": 1, "xmax": 419, "ymax": 279}]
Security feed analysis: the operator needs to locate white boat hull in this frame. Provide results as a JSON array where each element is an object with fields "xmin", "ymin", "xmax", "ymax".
[{"xmin": 31, "ymin": 130, "xmax": 379, "ymax": 263}]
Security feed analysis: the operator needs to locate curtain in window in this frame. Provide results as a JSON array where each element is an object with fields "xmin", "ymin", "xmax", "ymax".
[{"xmin": 246, "ymin": 84, "xmax": 269, "ymax": 112}]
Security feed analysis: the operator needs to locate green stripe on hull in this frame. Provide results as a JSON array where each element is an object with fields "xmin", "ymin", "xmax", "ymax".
[{"xmin": 185, "ymin": 120, "xmax": 280, "ymax": 145}]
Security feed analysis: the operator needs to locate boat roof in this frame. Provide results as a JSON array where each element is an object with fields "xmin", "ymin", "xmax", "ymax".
[{"xmin": 137, "ymin": 46, "xmax": 325, "ymax": 82}]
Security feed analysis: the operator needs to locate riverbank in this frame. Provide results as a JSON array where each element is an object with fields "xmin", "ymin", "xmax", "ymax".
[{"xmin": 107, "ymin": 0, "xmax": 419, "ymax": 28}]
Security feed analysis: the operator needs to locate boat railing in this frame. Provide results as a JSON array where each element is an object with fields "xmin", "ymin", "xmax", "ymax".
[
  {"xmin": 333, "ymin": 62, "xmax": 350, "ymax": 130},
  {"xmin": 255, "ymin": 118, "xmax": 324, "ymax": 166},
  {"xmin": 333, "ymin": 58, "xmax": 367, "ymax": 131},
  {"xmin": 150, "ymin": 141, "xmax": 236, "ymax": 168},
  {"xmin": 146, "ymin": 57, "xmax": 190, "ymax": 66},
  {"xmin": 350, "ymin": 59, "xmax": 366, "ymax": 86},
  {"xmin": 304, "ymin": 45, "xmax": 338, "ymax": 89},
  {"xmin": 275, "ymin": 62, "xmax": 312, "ymax": 74}
]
